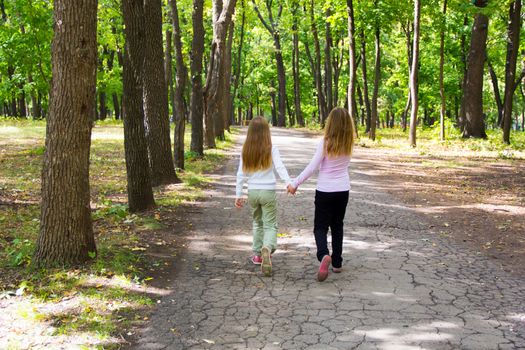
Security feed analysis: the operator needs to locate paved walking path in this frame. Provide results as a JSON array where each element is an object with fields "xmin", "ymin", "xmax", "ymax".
[{"xmin": 131, "ymin": 128, "xmax": 525, "ymax": 350}]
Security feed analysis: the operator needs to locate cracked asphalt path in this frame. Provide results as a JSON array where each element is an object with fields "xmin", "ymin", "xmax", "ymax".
[{"xmin": 130, "ymin": 128, "xmax": 525, "ymax": 350}]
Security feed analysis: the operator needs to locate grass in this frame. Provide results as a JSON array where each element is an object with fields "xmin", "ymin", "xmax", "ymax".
[
  {"xmin": 354, "ymin": 122, "xmax": 525, "ymax": 159},
  {"xmin": 0, "ymin": 118, "xmax": 234, "ymax": 348}
]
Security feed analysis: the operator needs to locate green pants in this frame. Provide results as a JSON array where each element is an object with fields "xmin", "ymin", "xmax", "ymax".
[{"xmin": 248, "ymin": 189, "xmax": 278, "ymax": 254}]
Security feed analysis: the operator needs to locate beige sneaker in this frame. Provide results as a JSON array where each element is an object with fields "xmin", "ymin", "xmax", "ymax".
[{"xmin": 261, "ymin": 246, "xmax": 272, "ymax": 277}]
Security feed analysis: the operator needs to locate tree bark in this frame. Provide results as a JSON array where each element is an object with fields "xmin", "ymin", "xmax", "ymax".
[
  {"xmin": 223, "ymin": 20, "xmax": 235, "ymax": 132},
  {"xmin": 204, "ymin": 0, "xmax": 237, "ymax": 146},
  {"xmin": 370, "ymin": 9, "xmax": 381, "ymax": 141},
  {"xmin": 347, "ymin": 0, "xmax": 357, "ymax": 125},
  {"xmin": 34, "ymin": 0, "xmax": 97, "ymax": 266},
  {"xmin": 502, "ymin": 0, "xmax": 522, "ymax": 144},
  {"xmin": 401, "ymin": 20, "xmax": 412, "ymax": 131},
  {"xmin": 190, "ymin": 0, "xmax": 205, "ymax": 156},
  {"xmin": 291, "ymin": 0, "xmax": 303, "ymax": 126},
  {"xmin": 462, "ymin": 12, "xmax": 489, "ymax": 138},
  {"xmin": 487, "ymin": 60, "xmax": 503, "ymax": 127},
  {"xmin": 121, "ymin": 0, "xmax": 155, "ymax": 213},
  {"xmin": 169, "ymin": 0, "xmax": 188, "ymax": 168},
  {"xmin": 251, "ymin": 0, "xmax": 286, "ymax": 126},
  {"xmin": 308, "ymin": 0, "xmax": 328, "ymax": 124},
  {"xmin": 439, "ymin": 0, "xmax": 447, "ymax": 141},
  {"xmin": 143, "ymin": 0, "xmax": 179, "ymax": 185},
  {"xmin": 458, "ymin": 15, "xmax": 469, "ymax": 130},
  {"xmin": 231, "ymin": 0, "xmax": 246, "ymax": 126},
  {"xmin": 409, "ymin": 0, "xmax": 421, "ymax": 146},
  {"xmin": 360, "ymin": 29, "xmax": 372, "ymax": 133},
  {"xmin": 324, "ymin": 7, "xmax": 333, "ymax": 114}
]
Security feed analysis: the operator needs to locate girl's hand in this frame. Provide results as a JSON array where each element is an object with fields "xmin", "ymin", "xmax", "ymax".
[
  {"xmin": 287, "ymin": 184, "xmax": 297, "ymax": 195},
  {"xmin": 234, "ymin": 198, "xmax": 245, "ymax": 208}
]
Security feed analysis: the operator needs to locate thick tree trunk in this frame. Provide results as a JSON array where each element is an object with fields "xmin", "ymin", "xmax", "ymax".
[
  {"xmin": 204, "ymin": 0, "xmax": 237, "ymax": 145},
  {"xmin": 370, "ymin": 18, "xmax": 381, "ymax": 141},
  {"xmin": 502, "ymin": 0, "xmax": 522, "ymax": 144},
  {"xmin": 347, "ymin": 0, "xmax": 357, "ymax": 125},
  {"xmin": 439, "ymin": 0, "xmax": 447, "ymax": 141},
  {"xmin": 34, "ymin": 0, "xmax": 97, "ymax": 266},
  {"xmin": 169, "ymin": 0, "xmax": 188, "ymax": 169},
  {"xmin": 190, "ymin": 0, "xmax": 205, "ymax": 156},
  {"xmin": 143, "ymin": 0, "xmax": 179, "ymax": 185},
  {"xmin": 121, "ymin": 0, "xmax": 155, "ymax": 213},
  {"xmin": 231, "ymin": 0, "xmax": 246, "ymax": 126},
  {"xmin": 409, "ymin": 0, "xmax": 421, "ymax": 146},
  {"xmin": 462, "ymin": 13, "xmax": 489, "ymax": 138}
]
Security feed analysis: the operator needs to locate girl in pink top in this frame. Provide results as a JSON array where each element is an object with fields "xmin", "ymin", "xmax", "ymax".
[{"xmin": 288, "ymin": 107, "xmax": 356, "ymax": 282}]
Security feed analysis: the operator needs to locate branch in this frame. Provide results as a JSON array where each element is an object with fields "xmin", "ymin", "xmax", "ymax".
[
  {"xmin": 513, "ymin": 68, "xmax": 525, "ymax": 93},
  {"xmin": 251, "ymin": 0, "xmax": 273, "ymax": 33}
]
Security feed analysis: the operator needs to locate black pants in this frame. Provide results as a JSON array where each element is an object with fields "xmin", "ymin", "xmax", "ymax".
[{"xmin": 314, "ymin": 190, "xmax": 349, "ymax": 268}]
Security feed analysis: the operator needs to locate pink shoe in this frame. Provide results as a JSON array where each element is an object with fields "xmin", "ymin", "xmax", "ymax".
[
  {"xmin": 318, "ymin": 255, "xmax": 331, "ymax": 282},
  {"xmin": 251, "ymin": 255, "xmax": 262, "ymax": 265}
]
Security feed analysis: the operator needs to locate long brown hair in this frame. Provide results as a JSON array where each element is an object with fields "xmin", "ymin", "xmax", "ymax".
[
  {"xmin": 324, "ymin": 107, "xmax": 356, "ymax": 157},
  {"xmin": 242, "ymin": 116, "xmax": 272, "ymax": 172}
]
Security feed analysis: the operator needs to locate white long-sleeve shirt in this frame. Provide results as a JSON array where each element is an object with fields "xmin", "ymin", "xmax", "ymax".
[
  {"xmin": 236, "ymin": 145, "xmax": 291, "ymax": 198},
  {"xmin": 292, "ymin": 138, "xmax": 351, "ymax": 192}
]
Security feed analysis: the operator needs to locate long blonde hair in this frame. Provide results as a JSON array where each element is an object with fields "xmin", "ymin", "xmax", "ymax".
[
  {"xmin": 324, "ymin": 107, "xmax": 356, "ymax": 157},
  {"xmin": 242, "ymin": 116, "xmax": 272, "ymax": 172}
]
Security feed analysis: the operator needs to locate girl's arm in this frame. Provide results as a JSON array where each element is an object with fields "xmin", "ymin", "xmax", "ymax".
[
  {"xmin": 272, "ymin": 146, "xmax": 291, "ymax": 185},
  {"xmin": 291, "ymin": 139, "xmax": 324, "ymax": 189},
  {"xmin": 235, "ymin": 156, "xmax": 247, "ymax": 198}
]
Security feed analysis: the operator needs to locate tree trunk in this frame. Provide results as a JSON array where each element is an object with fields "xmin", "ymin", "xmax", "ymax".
[
  {"xmin": 462, "ymin": 13, "xmax": 489, "ymax": 138},
  {"xmin": 458, "ymin": 15, "xmax": 469, "ymax": 130},
  {"xmin": 309, "ymin": 0, "xmax": 328, "ymax": 124},
  {"xmin": 190, "ymin": 0, "xmax": 205, "ymax": 156},
  {"xmin": 223, "ymin": 20, "xmax": 235, "ymax": 132},
  {"xmin": 121, "ymin": 0, "xmax": 156, "ymax": 213},
  {"xmin": 231, "ymin": 0, "xmax": 246, "ymax": 126},
  {"xmin": 291, "ymin": 0, "xmax": 303, "ymax": 126},
  {"xmin": 169, "ymin": 0, "xmax": 188, "ymax": 169},
  {"xmin": 502, "ymin": 0, "xmax": 522, "ymax": 144},
  {"xmin": 347, "ymin": 0, "xmax": 357, "ymax": 125},
  {"xmin": 34, "ymin": 0, "xmax": 97, "ymax": 266},
  {"xmin": 488, "ymin": 60, "xmax": 503, "ymax": 127},
  {"xmin": 439, "ymin": 0, "xmax": 447, "ymax": 141},
  {"xmin": 370, "ymin": 15, "xmax": 381, "ymax": 141},
  {"xmin": 360, "ymin": 29, "xmax": 372, "ymax": 133},
  {"xmin": 112, "ymin": 93, "xmax": 120, "ymax": 120},
  {"xmin": 98, "ymin": 91, "xmax": 107, "ymax": 120},
  {"xmin": 204, "ymin": 0, "xmax": 237, "ymax": 146},
  {"xmin": 324, "ymin": 7, "xmax": 333, "ymax": 114},
  {"xmin": 409, "ymin": 0, "xmax": 421, "ymax": 147},
  {"xmin": 401, "ymin": 20, "xmax": 412, "ymax": 132},
  {"xmin": 143, "ymin": 0, "xmax": 179, "ymax": 185}
]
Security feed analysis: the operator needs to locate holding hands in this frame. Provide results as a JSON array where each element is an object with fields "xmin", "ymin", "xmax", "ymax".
[
  {"xmin": 287, "ymin": 183, "xmax": 297, "ymax": 195},
  {"xmin": 234, "ymin": 198, "xmax": 245, "ymax": 208}
]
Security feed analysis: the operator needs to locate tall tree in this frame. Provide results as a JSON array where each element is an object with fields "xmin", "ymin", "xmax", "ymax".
[
  {"xmin": 291, "ymin": 0, "xmax": 303, "ymax": 126},
  {"xmin": 204, "ymin": 0, "xmax": 237, "ymax": 146},
  {"xmin": 189, "ymin": 0, "xmax": 205, "ymax": 156},
  {"xmin": 360, "ymin": 29, "xmax": 372, "ymax": 133},
  {"xmin": 34, "ymin": 0, "xmax": 97, "ymax": 266},
  {"xmin": 370, "ymin": 0, "xmax": 381, "ymax": 141},
  {"xmin": 169, "ymin": 0, "xmax": 188, "ymax": 169},
  {"xmin": 347, "ymin": 0, "xmax": 357, "ymax": 124},
  {"xmin": 409, "ymin": 0, "xmax": 421, "ymax": 146},
  {"xmin": 502, "ymin": 0, "xmax": 522, "ymax": 144},
  {"xmin": 324, "ymin": 7, "xmax": 333, "ymax": 114},
  {"xmin": 252, "ymin": 0, "xmax": 287, "ymax": 126},
  {"xmin": 231, "ymin": 0, "xmax": 246, "ymax": 126},
  {"xmin": 462, "ymin": 10, "xmax": 489, "ymax": 138},
  {"xmin": 121, "ymin": 0, "xmax": 155, "ymax": 212},
  {"xmin": 438, "ymin": 0, "xmax": 447, "ymax": 141},
  {"xmin": 143, "ymin": 0, "xmax": 179, "ymax": 185}
]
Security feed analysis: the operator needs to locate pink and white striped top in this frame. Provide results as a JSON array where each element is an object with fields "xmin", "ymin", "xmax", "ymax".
[{"xmin": 292, "ymin": 138, "xmax": 351, "ymax": 192}]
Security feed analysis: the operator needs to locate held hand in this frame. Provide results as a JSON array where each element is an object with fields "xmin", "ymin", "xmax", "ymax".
[
  {"xmin": 287, "ymin": 184, "xmax": 297, "ymax": 195},
  {"xmin": 234, "ymin": 198, "xmax": 245, "ymax": 208}
]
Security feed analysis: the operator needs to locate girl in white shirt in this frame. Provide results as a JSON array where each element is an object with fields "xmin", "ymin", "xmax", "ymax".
[{"xmin": 235, "ymin": 116, "xmax": 291, "ymax": 277}]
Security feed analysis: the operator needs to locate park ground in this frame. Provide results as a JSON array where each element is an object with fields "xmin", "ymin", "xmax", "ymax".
[{"xmin": 0, "ymin": 119, "xmax": 524, "ymax": 348}]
